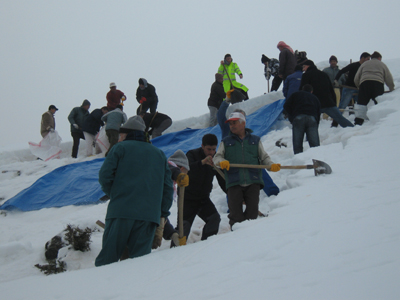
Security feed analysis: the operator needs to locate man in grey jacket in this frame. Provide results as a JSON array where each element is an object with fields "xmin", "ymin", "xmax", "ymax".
[
  {"xmin": 68, "ymin": 99, "xmax": 90, "ymax": 158},
  {"xmin": 101, "ymin": 104, "xmax": 127, "ymax": 155},
  {"xmin": 353, "ymin": 51, "xmax": 395, "ymax": 125}
]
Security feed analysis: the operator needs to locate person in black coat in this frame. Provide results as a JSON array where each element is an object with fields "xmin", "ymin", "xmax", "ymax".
[
  {"xmin": 284, "ymin": 85, "xmax": 321, "ymax": 154},
  {"xmin": 173, "ymin": 134, "xmax": 226, "ymax": 246},
  {"xmin": 136, "ymin": 78, "xmax": 158, "ymax": 114},
  {"xmin": 207, "ymin": 73, "xmax": 226, "ymax": 127},
  {"xmin": 82, "ymin": 106, "xmax": 109, "ymax": 156},
  {"xmin": 300, "ymin": 60, "xmax": 354, "ymax": 128},
  {"xmin": 139, "ymin": 111, "xmax": 172, "ymax": 139}
]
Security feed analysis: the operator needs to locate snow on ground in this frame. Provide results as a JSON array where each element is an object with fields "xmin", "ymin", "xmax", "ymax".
[{"xmin": 0, "ymin": 59, "xmax": 399, "ymax": 299}]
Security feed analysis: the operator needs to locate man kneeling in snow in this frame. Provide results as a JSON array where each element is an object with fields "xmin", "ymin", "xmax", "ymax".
[
  {"xmin": 213, "ymin": 112, "xmax": 281, "ymax": 228},
  {"xmin": 95, "ymin": 116, "xmax": 173, "ymax": 267}
]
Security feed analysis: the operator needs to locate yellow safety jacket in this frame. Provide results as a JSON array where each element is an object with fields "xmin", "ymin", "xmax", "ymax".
[{"xmin": 218, "ymin": 62, "xmax": 249, "ymax": 93}]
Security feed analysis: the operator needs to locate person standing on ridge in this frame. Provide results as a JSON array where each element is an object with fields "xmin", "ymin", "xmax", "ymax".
[
  {"xmin": 207, "ymin": 73, "xmax": 226, "ymax": 126},
  {"xmin": 136, "ymin": 78, "xmax": 158, "ymax": 115},
  {"xmin": 277, "ymin": 41, "xmax": 296, "ymax": 81},
  {"xmin": 41, "ymin": 105, "xmax": 58, "ymax": 138},
  {"xmin": 106, "ymin": 82, "xmax": 126, "ymax": 111},
  {"xmin": 68, "ymin": 99, "xmax": 90, "ymax": 158},
  {"xmin": 82, "ymin": 106, "xmax": 109, "ymax": 156},
  {"xmin": 218, "ymin": 54, "xmax": 249, "ymax": 100}
]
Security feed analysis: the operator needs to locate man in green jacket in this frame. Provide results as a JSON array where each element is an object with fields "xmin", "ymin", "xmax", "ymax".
[
  {"xmin": 95, "ymin": 116, "xmax": 174, "ymax": 267},
  {"xmin": 67, "ymin": 99, "xmax": 90, "ymax": 158},
  {"xmin": 213, "ymin": 112, "xmax": 281, "ymax": 227}
]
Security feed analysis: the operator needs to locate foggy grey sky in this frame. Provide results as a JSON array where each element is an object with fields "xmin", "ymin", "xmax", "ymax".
[{"xmin": 1, "ymin": 0, "xmax": 399, "ymax": 148}]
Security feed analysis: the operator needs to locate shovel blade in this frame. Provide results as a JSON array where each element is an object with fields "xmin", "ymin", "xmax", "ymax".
[{"xmin": 312, "ymin": 159, "xmax": 332, "ymax": 176}]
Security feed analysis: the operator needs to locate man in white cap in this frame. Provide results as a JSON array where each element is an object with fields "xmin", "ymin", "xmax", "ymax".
[
  {"xmin": 96, "ymin": 115, "xmax": 173, "ymax": 266},
  {"xmin": 106, "ymin": 82, "xmax": 126, "ymax": 111},
  {"xmin": 213, "ymin": 112, "xmax": 281, "ymax": 228}
]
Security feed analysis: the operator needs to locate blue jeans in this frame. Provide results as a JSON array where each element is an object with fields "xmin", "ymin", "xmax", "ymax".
[
  {"xmin": 321, "ymin": 106, "xmax": 354, "ymax": 128},
  {"xmin": 292, "ymin": 115, "xmax": 320, "ymax": 154},
  {"xmin": 339, "ymin": 88, "xmax": 358, "ymax": 109}
]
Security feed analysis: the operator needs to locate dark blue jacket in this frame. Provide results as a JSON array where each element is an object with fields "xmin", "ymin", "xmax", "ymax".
[
  {"xmin": 283, "ymin": 70, "xmax": 302, "ymax": 99},
  {"xmin": 82, "ymin": 109, "xmax": 104, "ymax": 135}
]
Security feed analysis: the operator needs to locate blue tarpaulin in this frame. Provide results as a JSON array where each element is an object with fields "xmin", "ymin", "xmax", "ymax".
[{"xmin": 0, "ymin": 99, "xmax": 284, "ymax": 211}]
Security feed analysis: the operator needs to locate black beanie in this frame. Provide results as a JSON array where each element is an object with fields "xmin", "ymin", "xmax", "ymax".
[
  {"xmin": 138, "ymin": 78, "xmax": 144, "ymax": 85},
  {"xmin": 224, "ymin": 54, "xmax": 231, "ymax": 59},
  {"xmin": 261, "ymin": 54, "xmax": 270, "ymax": 64}
]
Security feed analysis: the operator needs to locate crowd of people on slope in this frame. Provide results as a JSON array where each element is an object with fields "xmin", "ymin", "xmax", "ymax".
[
  {"xmin": 39, "ymin": 41, "xmax": 395, "ymax": 267},
  {"xmin": 208, "ymin": 42, "xmax": 395, "ymax": 155},
  {"xmin": 40, "ymin": 79, "xmax": 173, "ymax": 159}
]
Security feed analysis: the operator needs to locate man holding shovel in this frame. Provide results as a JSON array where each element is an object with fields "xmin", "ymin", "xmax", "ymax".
[
  {"xmin": 213, "ymin": 112, "xmax": 281, "ymax": 228},
  {"xmin": 173, "ymin": 134, "xmax": 226, "ymax": 245}
]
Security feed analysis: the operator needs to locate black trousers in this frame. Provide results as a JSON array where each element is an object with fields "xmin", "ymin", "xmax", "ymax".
[
  {"xmin": 227, "ymin": 184, "xmax": 260, "ymax": 226},
  {"xmin": 175, "ymin": 198, "xmax": 221, "ymax": 242},
  {"xmin": 271, "ymin": 76, "xmax": 283, "ymax": 92},
  {"xmin": 358, "ymin": 80, "xmax": 384, "ymax": 106},
  {"xmin": 136, "ymin": 100, "xmax": 158, "ymax": 115},
  {"xmin": 71, "ymin": 131, "xmax": 85, "ymax": 158}
]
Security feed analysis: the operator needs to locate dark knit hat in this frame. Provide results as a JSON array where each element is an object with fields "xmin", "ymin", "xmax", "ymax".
[
  {"xmin": 82, "ymin": 99, "xmax": 91, "ymax": 106},
  {"xmin": 329, "ymin": 55, "xmax": 338, "ymax": 62},
  {"xmin": 215, "ymin": 73, "xmax": 223, "ymax": 81},
  {"xmin": 119, "ymin": 116, "xmax": 146, "ymax": 133},
  {"xmin": 224, "ymin": 53, "xmax": 231, "ymax": 59},
  {"xmin": 303, "ymin": 60, "xmax": 315, "ymax": 67},
  {"xmin": 261, "ymin": 54, "xmax": 270, "ymax": 64},
  {"xmin": 168, "ymin": 150, "xmax": 190, "ymax": 171}
]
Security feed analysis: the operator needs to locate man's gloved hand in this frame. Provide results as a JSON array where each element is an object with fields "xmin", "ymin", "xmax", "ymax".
[
  {"xmin": 73, "ymin": 124, "xmax": 79, "ymax": 129},
  {"xmin": 226, "ymin": 89, "xmax": 235, "ymax": 99},
  {"xmin": 220, "ymin": 160, "xmax": 230, "ymax": 170},
  {"xmin": 270, "ymin": 164, "xmax": 281, "ymax": 172},
  {"xmin": 176, "ymin": 173, "xmax": 189, "ymax": 187},
  {"xmin": 333, "ymin": 80, "xmax": 339, "ymax": 87},
  {"xmin": 171, "ymin": 232, "xmax": 180, "ymax": 247},
  {"xmin": 152, "ymin": 217, "xmax": 165, "ymax": 249},
  {"xmin": 140, "ymin": 97, "xmax": 147, "ymax": 104}
]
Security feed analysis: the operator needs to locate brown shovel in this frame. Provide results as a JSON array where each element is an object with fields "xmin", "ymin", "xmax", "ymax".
[
  {"xmin": 177, "ymin": 186, "xmax": 187, "ymax": 246},
  {"xmin": 229, "ymin": 159, "xmax": 332, "ymax": 176}
]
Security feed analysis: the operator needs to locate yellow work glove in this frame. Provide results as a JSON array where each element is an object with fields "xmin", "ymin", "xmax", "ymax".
[
  {"xmin": 152, "ymin": 217, "xmax": 165, "ymax": 249},
  {"xmin": 220, "ymin": 160, "xmax": 230, "ymax": 170},
  {"xmin": 176, "ymin": 173, "xmax": 189, "ymax": 187},
  {"xmin": 120, "ymin": 96, "xmax": 126, "ymax": 106},
  {"xmin": 226, "ymin": 89, "xmax": 235, "ymax": 99},
  {"xmin": 270, "ymin": 164, "xmax": 281, "ymax": 172},
  {"xmin": 179, "ymin": 236, "xmax": 187, "ymax": 246}
]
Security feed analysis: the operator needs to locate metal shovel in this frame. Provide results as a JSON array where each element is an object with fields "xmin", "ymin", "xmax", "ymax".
[{"xmin": 229, "ymin": 159, "xmax": 332, "ymax": 176}]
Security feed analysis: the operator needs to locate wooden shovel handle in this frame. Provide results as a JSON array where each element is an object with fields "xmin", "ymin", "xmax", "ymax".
[
  {"xmin": 178, "ymin": 186, "xmax": 185, "ymax": 239},
  {"xmin": 229, "ymin": 163, "xmax": 314, "ymax": 170}
]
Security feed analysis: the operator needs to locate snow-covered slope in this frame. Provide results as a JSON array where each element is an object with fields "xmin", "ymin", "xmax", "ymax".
[{"xmin": 0, "ymin": 59, "xmax": 399, "ymax": 300}]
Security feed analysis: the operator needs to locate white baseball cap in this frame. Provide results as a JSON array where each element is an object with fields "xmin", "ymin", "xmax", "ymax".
[{"xmin": 225, "ymin": 112, "xmax": 246, "ymax": 123}]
